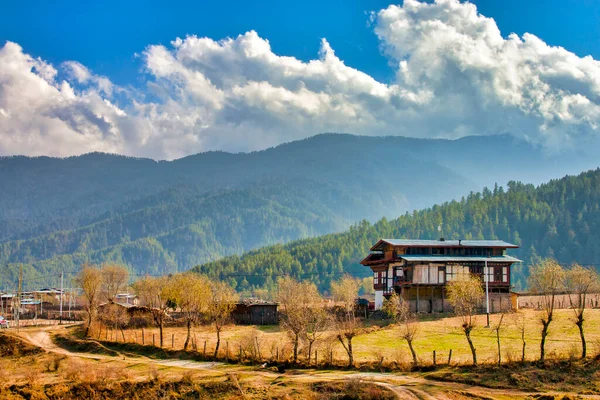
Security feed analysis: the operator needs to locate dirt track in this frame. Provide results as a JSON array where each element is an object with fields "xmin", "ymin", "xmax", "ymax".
[{"xmin": 14, "ymin": 326, "xmax": 591, "ymax": 400}]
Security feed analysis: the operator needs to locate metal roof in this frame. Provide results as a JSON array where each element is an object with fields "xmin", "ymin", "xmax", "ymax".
[
  {"xmin": 372, "ymin": 239, "xmax": 518, "ymax": 250},
  {"xmin": 399, "ymin": 255, "xmax": 522, "ymax": 263}
]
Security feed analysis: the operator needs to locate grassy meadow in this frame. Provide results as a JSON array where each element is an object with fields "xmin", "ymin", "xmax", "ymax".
[{"xmin": 98, "ymin": 308, "xmax": 600, "ymax": 366}]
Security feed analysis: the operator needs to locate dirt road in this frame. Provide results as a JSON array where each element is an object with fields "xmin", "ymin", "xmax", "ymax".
[{"xmin": 14, "ymin": 326, "xmax": 585, "ymax": 399}]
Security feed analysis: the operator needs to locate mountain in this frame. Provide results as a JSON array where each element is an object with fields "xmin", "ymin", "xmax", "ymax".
[
  {"xmin": 1, "ymin": 133, "xmax": 597, "ymax": 288},
  {"xmin": 192, "ymin": 168, "xmax": 600, "ymax": 293}
]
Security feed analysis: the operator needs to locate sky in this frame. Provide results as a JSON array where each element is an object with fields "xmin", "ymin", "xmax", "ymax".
[{"xmin": 1, "ymin": 0, "xmax": 600, "ymax": 159}]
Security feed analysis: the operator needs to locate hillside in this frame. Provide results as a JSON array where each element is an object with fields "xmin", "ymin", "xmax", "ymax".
[
  {"xmin": 1, "ymin": 133, "xmax": 598, "ymax": 288},
  {"xmin": 192, "ymin": 168, "xmax": 600, "ymax": 292}
]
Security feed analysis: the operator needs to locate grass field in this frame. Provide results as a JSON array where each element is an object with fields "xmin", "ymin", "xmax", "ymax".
[{"xmin": 100, "ymin": 308, "xmax": 600, "ymax": 366}]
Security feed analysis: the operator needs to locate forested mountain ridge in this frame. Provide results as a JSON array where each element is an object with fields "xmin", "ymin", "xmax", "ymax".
[
  {"xmin": 192, "ymin": 168, "xmax": 600, "ymax": 293},
  {"xmin": 1, "ymin": 133, "xmax": 598, "ymax": 288}
]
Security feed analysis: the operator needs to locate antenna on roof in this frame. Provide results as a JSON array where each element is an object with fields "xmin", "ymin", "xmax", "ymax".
[{"xmin": 438, "ymin": 224, "xmax": 444, "ymax": 241}]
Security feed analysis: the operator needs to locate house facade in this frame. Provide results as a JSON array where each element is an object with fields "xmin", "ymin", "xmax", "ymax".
[{"xmin": 361, "ymin": 238, "xmax": 521, "ymax": 312}]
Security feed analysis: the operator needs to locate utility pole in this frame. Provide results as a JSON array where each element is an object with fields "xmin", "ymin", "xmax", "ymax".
[
  {"xmin": 485, "ymin": 259, "xmax": 490, "ymax": 328},
  {"xmin": 17, "ymin": 265, "xmax": 22, "ymax": 332},
  {"xmin": 59, "ymin": 271, "xmax": 64, "ymax": 324}
]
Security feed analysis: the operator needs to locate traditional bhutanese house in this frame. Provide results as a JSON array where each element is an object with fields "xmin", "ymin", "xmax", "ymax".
[{"xmin": 361, "ymin": 238, "xmax": 521, "ymax": 312}]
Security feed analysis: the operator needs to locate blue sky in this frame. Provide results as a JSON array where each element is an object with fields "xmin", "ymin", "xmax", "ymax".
[
  {"xmin": 2, "ymin": 0, "xmax": 599, "ymax": 87},
  {"xmin": 2, "ymin": 0, "xmax": 600, "ymax": 159}
]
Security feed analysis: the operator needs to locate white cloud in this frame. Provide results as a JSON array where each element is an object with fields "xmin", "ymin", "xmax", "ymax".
[{"xmin": 1, "ymin": 0, "xmax": 600, "ymax": 159}]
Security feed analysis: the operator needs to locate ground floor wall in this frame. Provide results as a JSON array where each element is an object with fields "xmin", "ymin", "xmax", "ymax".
[{"xmin": 399, "ymin": 286, "xmax": 513, "ymax": 313}]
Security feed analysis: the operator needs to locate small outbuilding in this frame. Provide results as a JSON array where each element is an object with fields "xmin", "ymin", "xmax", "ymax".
[{"xmin": 232, "ymin": 300, "xmax": 278, "ymax": 325}]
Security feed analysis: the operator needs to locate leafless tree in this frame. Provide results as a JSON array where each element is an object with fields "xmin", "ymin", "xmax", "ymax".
[
  {"xmin": 277, "ymin": 277, "xmax": 327, "ymax": 363},
  {"xmin": 512, "ymin": 312, "xmax": 527, "ymax": 363},
  {"xmin": 493, "ymin": 313, "xmax": 505, "ymax": 365},
  {"xmin": 383, "ymin": 292, "xmax": 419, "ymax": 366},
  {"xmin": 101, "ymin": 264, "xmax": 129, "ymax": 303},
  {"xmin": 166, "ymin": 273, "xmax": 210, "ymax": 350},
  {"xmin": 566, "ymin": 263, "xmax": 599, "ymax": 359},
  {"xmin": 133, "ymin": 275, "xmax": 171, "ymax": 348},
  {"xmin": 528, "ymin": 258, "xmax": 565, "ymax": 362},
  {"xmin": 205, "ymin": 280, "xmax": 238, "ymax": 358},
  {"xmin": 98, "ymin": 302, "xmax": 130, "ymax": 341},
  {"xmin": 76, "ymin": 264, "xmax": 103, "ymax": 337},
  {"xmin": 447, "ymin": 273, "xmax": 484, "ymax": 365},
  {"xmin": 331, "ymin": 275, "xmax": 361, "ymax": 367}
]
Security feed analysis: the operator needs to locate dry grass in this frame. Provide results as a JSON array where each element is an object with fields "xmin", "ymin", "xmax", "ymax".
[{"xmin": 99, "ymin": 308, "xmax": 600, "ymax": 366}]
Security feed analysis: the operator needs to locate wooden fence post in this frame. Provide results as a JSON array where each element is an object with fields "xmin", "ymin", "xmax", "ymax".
[
  {"xmin": 315, "ymin": 350, "xmax": 318, "ymax": 366},
  {"xmin": 276, "ymin": 347, "xmax": 279, "ymax": 362},
  {"xmin": 142, "ymin": 328, "xmax": 145, "ymax": 345},
  {"xmin": 448, "ymin": 349, "xmax": 453, "ymax": 365},
  {"xmin": 203, "ymin": 341, "xmax": 207, "ymax": 357},
  {"xmin": 433, "ymin": 350, "xmax": 436, "ymax": 366},
  {"xmin": 172, "ymin": 334, "xmax": 174, "ymax": 349},
  {"xmin": 226, "ymin": 341, "xmax": 229, "ymax": 362},
  {"xmin": 153, "ymin": 334, "xmax": 155, "ymax": 346}
]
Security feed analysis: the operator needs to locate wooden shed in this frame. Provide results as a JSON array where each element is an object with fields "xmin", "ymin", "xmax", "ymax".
[{"xmin": 232, "ymin": 300, "xmax": 278, "ymax": 325}]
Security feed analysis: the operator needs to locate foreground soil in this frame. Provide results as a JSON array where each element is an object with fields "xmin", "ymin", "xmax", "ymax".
[{"xmin": 1, "ymin": 326, "xmax": 598, "ymax": 399}]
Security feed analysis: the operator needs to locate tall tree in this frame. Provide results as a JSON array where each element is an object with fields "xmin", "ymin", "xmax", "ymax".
[
  {"xmin": 205, "ymin": 280, "xmax": 238, "ymax": 358},
  {"xmin": 166, "ymin": 273, "xmax": 210, "ymax": 351},
  {"xmin": 447, "ymin": 274, "xmax": 484, "ymax": 366},
  {"xmin": 528, "ymin": 258, "xmax": 565, "ymax": 362},
  {"xmin": 75, "ymin": 264, "xmax": 103, "ymax": 337},
  {"xmin": 101, "ymin": 264, "xmax": 129, "ymax": 303},
  {"xmin": 331, "ymin": 275, "xmax": 361, "ymax": 367},
  {"xmin": 566, "ymin": 263, "xmax": 599, "ymax": 359},
  {"xmin": 133, "ymin": 275, "xmax": 171, "ymax": 348},
  {"xmin": 383, "ymin": 292, "xmax": 419, "ymax": 366},
  {"xmin": 277, "ymin": 277, "xmax": 327, "ymax": 363}
]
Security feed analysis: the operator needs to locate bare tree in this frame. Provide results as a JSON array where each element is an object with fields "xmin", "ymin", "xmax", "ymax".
[
  {"xmin": 76, "ymin": 264, "xmax": 103, "ymax": 337},
  {"xmin": 98, "ymin": 302, "xmax": 130, "ymax": 341},
  {"xmin": 304, "ymin": 304, "xmax": 329, "ymax": 365},
  {"xmin": 101, "ymin": 264, "xmax": 129, "ymax": 303},
  {"xmin": 447, "ymin": 273, "xmax": 484, "ymax": 366},
  {"xmin": 566, "ymin": 263, "xmax": 599, "ymax": 359},
  {"xmin": 383, "ymin": 292, "xmax": 419, "ymax": 366},
  {"xmin": 331, "ymin": 275, "xmax": 361, "ymax": 367},
  {"xmin": 166, "ymin": 273, "xmax": 210, "ymax": 351},
  {"xmin": 528, "ymin": 258, "xmax": 565, "ymax": 362},
  {"xmin": 493, "ymin": 313, "xmax": 505, "ymax": 365},
  {"xmin": 512, "ymin": 312, "xmax": 527, "ymax": 363},
  {"xmin": 133, "ymin": 276, "xmax": 171, "ymax": 347},
  {"xmin": 205, "ymin": 280, "xmax": 238, "ymax": 358},
  {"xmin": 277, "ymin": 277, "xmax": 327, "ymax": 363}
]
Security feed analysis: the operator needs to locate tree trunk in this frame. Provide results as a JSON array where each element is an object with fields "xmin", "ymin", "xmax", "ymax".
[
  {"xmin": 85, "ymin": 309, "xmax": 92, "ymax": 337},
  {"xmin": 121, "ymin": 327, "xmax": 126, "ymax": 342},
  {"xmin": 465, "ymin": 328, "xmax": 477, "ymax": 365},
  {"xmin": 496, "ymin": 330, "xmax": 501, "ymax": 365},
  {"xmin": 337, "ymin": 335, "xmax": 354, "ymax": 368},
  {"xmin": 406, "ymin": 338, "xmax": 418, "ymax": 366},
  {"xmin": 576, "ymin": 314, "xmax": 586, "ymax": 359},
  {"xmin": 540, "ymin": 320, "xmax": 550, "ymax": 362},
  {"xmin": 308, "ymin": 340, "xmax": 314, "ymax": 364},
  {"xmin": 347, "ymin": 338, "xmax": 353, "ymax": 367},
  {"xmin": 214, "ymin": 327, "xmax": 221, "ymax": 358},
  {"xmin": 293, "ymin": 333, "xmax": 299, "ymax": 363},
  {"xmin": 184, "ymin": 319, "xmax": 191, "ymax": 351}
]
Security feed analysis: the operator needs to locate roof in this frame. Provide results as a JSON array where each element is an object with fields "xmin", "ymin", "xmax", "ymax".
[
  {"xmin": 371, "ymin": 239, "xmax": 518, "ymax": 251},
  {"xmin": 399, "ymin": 255, "xmax": 522, "ymax": 263}
]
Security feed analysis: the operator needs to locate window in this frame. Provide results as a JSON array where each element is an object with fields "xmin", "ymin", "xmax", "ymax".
[{"xmin": 446, "ymin": 265, "xmax": 469, "ymax": 281}]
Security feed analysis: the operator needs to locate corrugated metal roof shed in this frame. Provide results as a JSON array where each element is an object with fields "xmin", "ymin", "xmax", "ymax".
[
  {"xmin": 374, "ymin": 239, "xmax": 518, "ymax": 248},
  {"xmin": 399, "ymin": 255, "xmax": 522, "ymax": 263}
]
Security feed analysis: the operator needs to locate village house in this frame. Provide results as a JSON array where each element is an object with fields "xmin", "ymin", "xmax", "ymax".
[{"xmin": 361, "ymin": 238, "xmax": 521, "ymax": 312}]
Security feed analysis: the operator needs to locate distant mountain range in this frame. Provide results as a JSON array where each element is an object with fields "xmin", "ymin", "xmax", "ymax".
[{"xmin": 1, "ymin": 133, "xmax": 597, "ymax": 288}]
